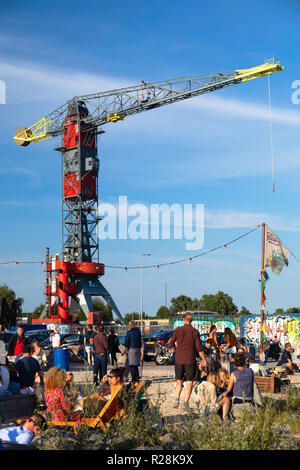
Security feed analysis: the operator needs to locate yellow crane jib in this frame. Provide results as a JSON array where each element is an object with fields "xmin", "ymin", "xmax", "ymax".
[
  {"xmin": 14, "ymin": 117, "xmax": 53, "ymax": 146},
  {"xmin": 106, "ymin": 112, "xmax": 125, "ymax": 123},
  {"xmin": 236, "ymin": 58, "xmax": 284, "ymax": 82}
]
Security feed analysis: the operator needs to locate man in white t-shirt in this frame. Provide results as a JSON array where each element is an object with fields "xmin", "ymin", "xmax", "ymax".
[
  {"xmin": 0, "ymin": 417, "xmax": 38, "ymax": 445},
  {"xmin": 50, "ymin": 330, "xmax": 61, "ymax": 349}
]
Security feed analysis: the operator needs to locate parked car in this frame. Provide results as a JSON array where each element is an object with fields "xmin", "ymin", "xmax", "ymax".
[
  {"xmin": 40, "ymin": 333, "xmax": 85, "ymax": 362},
  {"xmin": 143, "ymin": 329, "xmax": 175, "ymax": 360},
  {"xmin": 25, "ymin": 329, "xmax": 51, "ymax": 345},
  {"xmin": 40, "ymin": 333, "xmax": 84, "ymax": 349},
  {"xmin": 0, "ymin": 331, "xmax": 14, "ymax": 351}
]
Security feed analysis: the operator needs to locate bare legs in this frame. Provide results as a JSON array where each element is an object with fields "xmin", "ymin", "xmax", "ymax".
[{"xmin": 175, "ymin": 379, "xmax": 193, "ymax": 403}]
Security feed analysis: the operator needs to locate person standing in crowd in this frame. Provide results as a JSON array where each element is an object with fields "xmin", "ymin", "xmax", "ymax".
[
  {"xmin": 108, "ymin": 328, "xmax": 119, "ymax": 367},
  {"xmin": 84, "ymin": 324, "xmax": 96, "ymax": 367},
  {"xmin": 168, "ymin": 312, "xmax": 207, "ymax": 409},
  {"xmin": 124, "ymin": 320, "xmax": 142, "ymax": 384},
  {"xmin": 93, "ymin": 326, "xmax": 108, "ymax": 386},
  {"xmin": 50, "ymin": 330, "xmax": 61, "ymax": 350},
  {"xmin": 7, "ymin": 324, "xmax": 25, "ymax": 357}
]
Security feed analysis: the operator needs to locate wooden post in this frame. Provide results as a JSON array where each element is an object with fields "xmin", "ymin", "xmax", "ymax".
[{"xmin": 260, "ymin": 223, "xmax": 266, "ymax": 353}]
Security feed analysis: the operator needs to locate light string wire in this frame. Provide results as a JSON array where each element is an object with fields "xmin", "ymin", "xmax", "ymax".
[{"xmin": 0, "ymin": 225, "xmax": 262, "ymax": 269}]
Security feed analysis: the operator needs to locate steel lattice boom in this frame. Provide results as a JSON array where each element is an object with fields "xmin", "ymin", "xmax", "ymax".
[{"xmin": 14, "ymin": 59, "xmax": 283, "ymax": 145}]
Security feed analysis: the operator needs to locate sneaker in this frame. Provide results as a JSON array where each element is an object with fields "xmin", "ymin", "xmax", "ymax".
[
  {"xmin": 182, "ymin": 402, "xmax": 190, "ymax": 410},
  {"xmin": 173, "ymin": 398, "xmax": 180, "ymax": 409}
]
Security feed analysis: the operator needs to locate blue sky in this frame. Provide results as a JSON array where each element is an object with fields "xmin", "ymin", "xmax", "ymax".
[{"xmin": 1, "ymin": 0, "xmax": 300, "ymax": 317}]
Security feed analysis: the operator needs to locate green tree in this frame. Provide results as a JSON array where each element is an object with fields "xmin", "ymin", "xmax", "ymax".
[
  {"xmin": 285, "ymin": 307, "xmax": 300, "ymax": 314},
  {"xmin": 239, "ymin": 306, "xmax": 252, "ymax": 316},
  {"xmin": 92, "ymin": 298, "xmax": 113, "ymax": 323},
  {"xmin": 156, "ymin": 305, "xmax": 171, "ymax": 319},
  {"xmin": 196, "ymin": 291, "xmax": 238, "ymax": 315},
  {"xmin": 169, "ymin": 295, "xmax": 193, "ymax": 314},
  {"xmin": 0, "ymin": 284, "xmax": 24, "ymax": 315},
  {"xmin": 274, "ymin": 308, "xmax": 284, "ymax": 314},
  {"xmin": 124, "ymin": 312, "xmax": 141, "ymax": 325}
]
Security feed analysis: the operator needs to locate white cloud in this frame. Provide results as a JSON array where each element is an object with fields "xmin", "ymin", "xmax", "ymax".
[
  {"xmin": 185, "ymin": 94, "xmax": 300, "ymax": 127},
  {"xmin": 205, "ymin": 209, "xmax": 300, "ymax": 232},
  {"xmin": 1, "ymin": 57, "xmax": 300, "ymax": 129}
]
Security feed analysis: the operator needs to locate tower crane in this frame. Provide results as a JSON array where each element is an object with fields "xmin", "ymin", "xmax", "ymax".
[{"xmin": 14, "ymin": 59, "xmax": 283, "ymax": 325}]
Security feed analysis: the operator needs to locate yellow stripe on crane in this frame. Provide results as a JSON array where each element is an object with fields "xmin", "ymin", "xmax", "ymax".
[
  {"xmin": 236, "ymin": 58, "xmax": 284, "ymax": 82},
  {"xmin": 13, "ymin": 117, "xmax": 53, "ymax": 144}
]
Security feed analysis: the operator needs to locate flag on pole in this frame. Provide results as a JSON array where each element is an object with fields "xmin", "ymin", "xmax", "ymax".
[{"xmin": 264, "ymin": 225, "xmax": 291, "ymax": 275}]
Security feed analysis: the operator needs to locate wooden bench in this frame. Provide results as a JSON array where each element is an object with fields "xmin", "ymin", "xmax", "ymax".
[{"xmin": 0, "ymin": 394, "xmax": 36, "ymax": 423}]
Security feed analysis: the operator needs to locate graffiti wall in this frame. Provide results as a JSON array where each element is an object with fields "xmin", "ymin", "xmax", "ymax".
[
  {"xmin": 170, "ymin": 315, "xmax": 240, "ymax": 337},
  {"xmin": 240, "ymin": 314, "xmax": 300, "ymax": 349},
  {"xmin": 170, "ymin": 314, "xmax": 300, "ymax": 349}
]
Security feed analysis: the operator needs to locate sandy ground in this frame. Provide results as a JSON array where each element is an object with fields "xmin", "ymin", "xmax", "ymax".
[
  {"xmin": 71, "ymin": 361, "xmax": 199, "ymax": 420},
  {"xmin": 70, "ymin": 359, "xmax": 300, "ymax": 422}
]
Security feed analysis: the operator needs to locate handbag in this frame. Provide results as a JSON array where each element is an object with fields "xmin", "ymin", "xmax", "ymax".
[{"xmin": 253, "ymin": 380, "xmax": 263, "ymax": 407}]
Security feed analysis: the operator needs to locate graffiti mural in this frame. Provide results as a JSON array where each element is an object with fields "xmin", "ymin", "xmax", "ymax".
[
  {"xmin": 170, "ymin": 315, "xmax": 240, "ymax": 336},
  {"xmin": 240, "ymin": 315, "xmax": 300, "ymax": 349}
]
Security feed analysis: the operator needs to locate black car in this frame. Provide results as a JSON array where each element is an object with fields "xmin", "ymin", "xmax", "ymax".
[
  {"xmin": 0, "ymin": 331, "xmax": 14, "ymax": 351},
  {"xmin": 40, "ymin": 333, "xmax": 84, "ymax": 350},
  {"xmin": 25, "ymin": 329, "xmax": 51, "ymax": 345},
  {"xmin": 143, "ymin": 329, "xmax": 175, "ymax": 360}
]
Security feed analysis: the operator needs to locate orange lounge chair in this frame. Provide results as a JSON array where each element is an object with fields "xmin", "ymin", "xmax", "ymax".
[
  {"xmin": 134, "ymin": 378, "xmax": 153, "ymax": 401},
  {"xmin": 47, "ymin": 384, "xmax": 123, "ymax": 430}
]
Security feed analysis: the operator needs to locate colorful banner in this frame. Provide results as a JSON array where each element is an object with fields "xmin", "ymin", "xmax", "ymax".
[{"xmin": 264, "ymin": 225, "xmax": 291, "ymax": 275}]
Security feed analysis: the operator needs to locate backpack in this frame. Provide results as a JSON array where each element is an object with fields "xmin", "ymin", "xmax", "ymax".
[{"xmin": 86, "ymin": 330, "xmax": 95, "ymax": 345}]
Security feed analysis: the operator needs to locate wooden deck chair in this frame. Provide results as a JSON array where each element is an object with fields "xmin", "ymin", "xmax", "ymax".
[
  {"xmin": 47, "ymin": 384, "xmax": 123, "ymax": 430},
  {"xmin": 134, "ymin": 378, "xmax": 153, "ymax": 401}
]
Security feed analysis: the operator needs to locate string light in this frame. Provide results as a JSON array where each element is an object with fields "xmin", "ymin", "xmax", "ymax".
[{"xmin": 0, "ymin": 225, "xmax": 271, "ymax": 271}]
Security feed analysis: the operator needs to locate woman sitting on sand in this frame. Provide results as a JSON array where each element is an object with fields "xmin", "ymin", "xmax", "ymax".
[{"xmin": 197, "ymin": 372, "xmax": 230, "ymax": 420}]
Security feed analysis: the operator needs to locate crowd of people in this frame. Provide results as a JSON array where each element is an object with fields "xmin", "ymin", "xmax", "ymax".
[{"xmin": 166, "ymin": 313, "xmax": 259, "ymax": 419}]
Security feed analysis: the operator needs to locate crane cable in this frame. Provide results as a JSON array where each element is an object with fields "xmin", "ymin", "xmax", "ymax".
[{"xmin": 267, "ymin": 74, "xmax": 275, "ymax": 193}]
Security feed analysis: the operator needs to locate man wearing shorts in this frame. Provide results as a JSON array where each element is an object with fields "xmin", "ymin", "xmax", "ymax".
[{"xmin": 168, "ymin": 312, "xmax": 207, "ymax": 409}]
